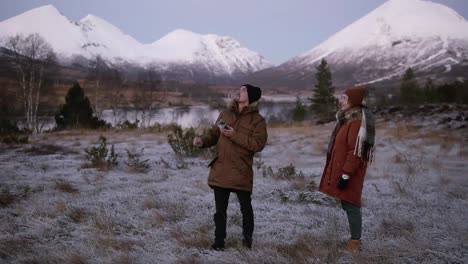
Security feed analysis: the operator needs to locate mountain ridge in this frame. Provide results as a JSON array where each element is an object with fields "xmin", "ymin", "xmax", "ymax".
[{"xmin": 0, "ymin": 4, "xmax": 272, "ymax": 84}]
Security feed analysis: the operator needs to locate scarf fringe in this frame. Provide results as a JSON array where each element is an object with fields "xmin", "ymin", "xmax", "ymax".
[
  {"xmin": 355, "ymin": 135, "xmax": 375, "ymax": 164},
  {"xmin": 354, "ymin": 109, "xmax": 375, "ymax": 164}
]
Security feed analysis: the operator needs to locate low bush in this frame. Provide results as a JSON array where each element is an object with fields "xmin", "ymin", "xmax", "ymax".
[
  {"xmin": 83, "ymin": 136, "xmax": 118, "ymax": 169},
  {"xmin": 0, "ymin": 119, "xmax": 29, "ymax": 144},
  {"xmin": 125, "ymin": 148, "xmax": 150, "ymax": 173},
  {"xmin": 167, "ymin": 126, "xmax": 203, "ymax": 157}
]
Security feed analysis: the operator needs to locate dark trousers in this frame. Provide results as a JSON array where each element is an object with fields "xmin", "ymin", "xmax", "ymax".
[
  {"xmin": 341, "ymin": 200, "xmax": 362, "ymax": 240},
  {"xmin": 213, "ymin": 186, "xmax": 254, "ymax": 243}
]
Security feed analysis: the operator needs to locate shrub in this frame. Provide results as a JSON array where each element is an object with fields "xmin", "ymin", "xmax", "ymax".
[
  {"xmin": 125, "ymin": 148, "xmax": 150, "ymax": 173},
  {"xmin": 0, "ymin": 119, "xmax": 29, "ymax": 144},
  {"xmin": 84, "ymin": 136, "xmax": 118, "ymax": 168},
  {"xmin": 277, "ymin": 164, "xmax": 302, "ymax": 180},
  {"xmin": 259, "ymin": 163, "xmax": 304, "ymax": 180},
  {"xmin": 117, "ymin": 120, "xmax": 139, "ymax": 130},
  {"xmin": 167, "ymin": 125, "xmax": 203, "ymax": 157}
]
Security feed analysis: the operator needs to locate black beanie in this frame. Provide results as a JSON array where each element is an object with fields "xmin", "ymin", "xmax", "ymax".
[{"xmin": 242, "ymin": 84, "xmax": 262, "ymax": 104}]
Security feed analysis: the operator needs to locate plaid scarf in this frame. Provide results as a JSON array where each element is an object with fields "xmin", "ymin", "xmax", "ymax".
[{"xmin": 327, "ymin": 107, "xmax": 375, "ymax": 163}]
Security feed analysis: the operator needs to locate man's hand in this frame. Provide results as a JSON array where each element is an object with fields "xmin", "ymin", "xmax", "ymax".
[
  {"xmin": 193, "ymin": 136, "xmax": 203, "ymax": 147},
  {"xmin": 220, "ymin": 126, "xmax": 235, "ymax": 138}
]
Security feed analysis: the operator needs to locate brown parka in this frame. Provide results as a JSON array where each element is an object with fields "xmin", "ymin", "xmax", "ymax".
[
  {"xmin": 201, "ymin": 101, "xmax": 268, "ymax": 192},
  {"xmin": 319, "ymin": 107, "xmax": 368, "ymax": 207}
]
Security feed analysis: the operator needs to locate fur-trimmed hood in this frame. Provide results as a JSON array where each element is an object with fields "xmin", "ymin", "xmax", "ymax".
[{"xmin": 227, "ymin": 99, "xmax": 260, "ymax": 115}]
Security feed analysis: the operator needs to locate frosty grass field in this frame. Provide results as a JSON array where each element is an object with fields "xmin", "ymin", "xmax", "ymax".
[{"xmin": 0, "ymin": 114, "xmax": 467, "ymax": 264}]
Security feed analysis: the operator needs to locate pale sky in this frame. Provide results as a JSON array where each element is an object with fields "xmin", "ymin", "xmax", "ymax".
[{"xmin": 1, "ymin": 0, "xmax": 467, "ymax": 64}]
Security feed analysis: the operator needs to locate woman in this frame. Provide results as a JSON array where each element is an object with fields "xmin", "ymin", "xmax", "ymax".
[{"xmin": 319, "ymin": 86, "xmax": 375, "ymax": 253}]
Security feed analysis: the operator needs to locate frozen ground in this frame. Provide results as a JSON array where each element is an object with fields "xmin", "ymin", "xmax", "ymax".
[{"xmin": 0, "ymin": 116, "xmax": 467, "ymax": 264}]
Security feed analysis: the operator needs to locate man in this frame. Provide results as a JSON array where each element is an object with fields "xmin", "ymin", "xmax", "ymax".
[
  {"xmin": 193, "ymin": 84, "xmax": 268, "ymax": 250},
  {"xmin": 318, "ymin": 86, "xmax": 375, "ymax": 253}
]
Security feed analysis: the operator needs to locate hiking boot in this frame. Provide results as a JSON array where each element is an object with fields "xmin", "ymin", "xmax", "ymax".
[
  {"xmin": 346, "ymin": 239, "xmax": 361, "ymax": 253},
  {"xmin": 211, "ymin": 240, "xmax": 225, "ymax": 251},
  {"xmin": 242, "ymin": 238, "xmax": 252, "ymax": 249}
]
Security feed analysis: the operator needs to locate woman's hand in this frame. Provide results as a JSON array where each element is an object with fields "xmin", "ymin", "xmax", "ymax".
[{"xmin": 193, "ymin": 137, "xmax": 203, "ymax": 147}]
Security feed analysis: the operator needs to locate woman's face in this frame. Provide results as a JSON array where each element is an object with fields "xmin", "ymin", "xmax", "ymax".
[{"xmin": 339, "ymin": 94, "xmax": 351, "ymax": 111}]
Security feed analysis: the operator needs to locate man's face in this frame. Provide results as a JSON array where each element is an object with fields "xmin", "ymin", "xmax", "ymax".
[
  {"xmin": 238, "ymin": 86, "xmax": 249, "ymax": 104},
  {"xmin": 339, "ymin": 94, "xmax": 350, "ymax": 111}
]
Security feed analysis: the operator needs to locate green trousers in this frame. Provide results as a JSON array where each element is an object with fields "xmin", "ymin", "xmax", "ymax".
[{"xmin": 341, "ymin": 200, "xmax": 362, "ymax": 240}]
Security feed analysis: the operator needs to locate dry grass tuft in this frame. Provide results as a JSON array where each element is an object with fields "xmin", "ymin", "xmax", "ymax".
[
  {"xmin": 143, "ymin": 197, "xmax": 159, "ymax": 210},
  {"xmin": 379, "ymin": 217, "xmax": 416, "ymax": 238},
  {"xmin": 112, "ymin": 253, "xmax": 135, "ymax": 264},
  {"xmin": 80, "ymin": 161, "xmax": 112, "ymax": 171},
  {"xmin": 95, "ymin": 236, "xmax": 142, "ymax": 252},
  {"xmin": 67, "ymin": 254, "xmax": 88, "ymax": 264},
  {"xmin": 54, "ymin": 200, "xmax": 67, "ymax": 215},
  {"xmin": 171, "ymin": 225, "xmax": 211, "ymax": 249},
  {"xmin": 175, "ymin": 254, "xmax": 204, "ymax": 264},
  {"xmin": 0, "ymin": 190, "xmax": 16, "ymax": 208},
  {"xmin": 256, "ymin": 234, "xmax": 343, "ymax": 264},
  {"xmin": 54, "ymin": 179, "xmax": 79, "ymax": 193},
  {"xmin": 24, "ymin": 144, "xmax": 78, "ymax": 156},
  {"xmin": 0, "ymin": 236, "xmax": 34, "ymax": 260},
  {"xmin": 146, "ymin": 199, "xmax": 187, "ymax": 226},
  {"xmin": 68, "ymin": 207, "xmax": 87, "ymax": 223},
  {"xmin": 93, "ymin": 211, "xmax": 116, "ymax": 235}
]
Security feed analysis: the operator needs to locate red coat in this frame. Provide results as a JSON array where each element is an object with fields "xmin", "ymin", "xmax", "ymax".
[{"xmin": 319, "ymin": 119, "xmax": 368, "ymax": 207}]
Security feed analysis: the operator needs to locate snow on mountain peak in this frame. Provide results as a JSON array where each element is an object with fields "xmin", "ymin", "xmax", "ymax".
[
  {"xmin": 145, "ymin": 29, "xmax": 272, "ymax": 73},
  {"xmin": 146, "ymin": 29, "xmax": 203, "ymax": 62},
  {"xmin": 302, "ymin": 0, "xmax": 468, "ymax": 58},
  {"xmin": 78, "ymin": 14, "xmax": 142, "ymax": 59},
  {"xmin": 0, "ymin": 4, "xmax": 84, "ymax": 55},
  {"xmin": 0, "ymin": 5, "xmax": 272, "ymax": 79},
  {"xmin": 23, "ymin": 4, "xmax": 62, "ymax": 17}
]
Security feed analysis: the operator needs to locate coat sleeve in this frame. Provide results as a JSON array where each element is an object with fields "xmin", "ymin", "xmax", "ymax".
[
  {"xmin": 342, "ymin": 120, "xmax": 362, "ymax": 176},
  {"xmin": 201, "ymin": 115, "xmax": 221, "ymax": 148},
  {"xmin": 229, "ymin": 117, "xmax": 268, "ymax": 153}
]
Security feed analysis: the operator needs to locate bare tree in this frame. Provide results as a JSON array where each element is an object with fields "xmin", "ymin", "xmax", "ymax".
[
  {"xmin": 3, "ymin": 33, "xmax": 55, "ymax": 133},
  {"xmin": 88, "ymin": 55, "xmax": 108, "ymax": 119},
  {"xmin": 108, "ymin": 67, "xmax": 128, "ymax": 127},
  {"xmin": 132, "ymin": 66, "xmax": 161, "ymax": 128}
]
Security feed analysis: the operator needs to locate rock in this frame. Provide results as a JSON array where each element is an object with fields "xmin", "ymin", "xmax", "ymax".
[
  {"xmin": 388, "ymin": 106, "xmax": 401, "ymax": 113},
  {"xmin": 439, "ymin": 117, "xmax": 452, "ymax": 124}
]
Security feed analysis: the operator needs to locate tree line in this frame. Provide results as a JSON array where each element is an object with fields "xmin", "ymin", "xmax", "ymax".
[
  {"xmin": 1, "ymin": 33, "xmax": 165, "ymax": 132},
  {"xmin": 1, "ymin": 33, "xmax": 466, "ymax": 133},
  {"xmin": 292, "ymin": 60, "xmax": 468, "ymax": 122}
]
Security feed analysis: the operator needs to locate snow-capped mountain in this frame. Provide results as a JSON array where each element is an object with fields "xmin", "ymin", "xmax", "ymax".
[
  {"xmin": 249, "ymin": 0, "xmax": 468, "ymax": 88},
  {"xmin": 0, "ymin": 5, "xmax": 272, "ymax": 83},
  {"xmin": 142, "ymin": 29, "xmax": 272, "ymax": 82}
]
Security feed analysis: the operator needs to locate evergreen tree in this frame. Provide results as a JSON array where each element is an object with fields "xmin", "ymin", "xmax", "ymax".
[
  {"xmin": 55, "ymin": 82, "xmax": 107, "ymax": 129},
  {"xmin": 400, "ymin": 67, "xmax": 421, "ymax": 104},
  {"xmin": 423, "ymin": 78, "xmax": 435, "ymax": 103},
  {"xmin": 310, "ymin": 59, "xmax": 337, "ymax": 116},
  {"xmin": 292, "ymin": 96, "xmax": 306, "ymax": 121}
]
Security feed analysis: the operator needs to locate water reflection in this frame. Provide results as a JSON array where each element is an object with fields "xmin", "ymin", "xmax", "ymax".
[{"xmin": 35, "ymin": 100, "xmax": 300, "ymax": 130}]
